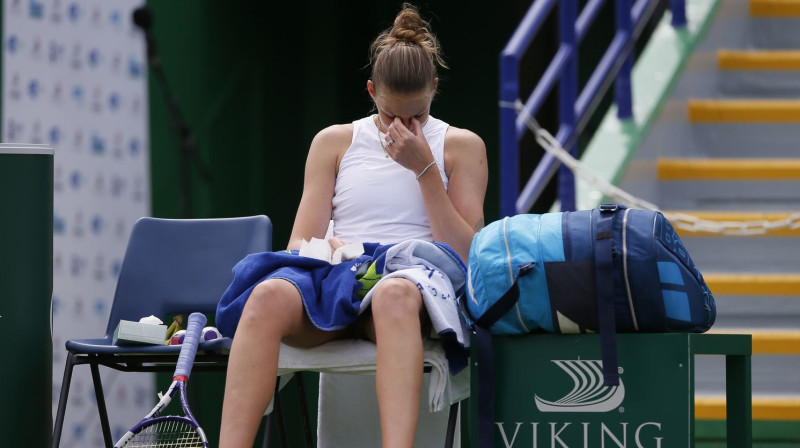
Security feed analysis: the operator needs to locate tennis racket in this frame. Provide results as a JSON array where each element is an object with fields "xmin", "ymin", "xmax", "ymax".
[{"xmin": 114, "ymin": 312, "xmax": 209, "ymax": 447}]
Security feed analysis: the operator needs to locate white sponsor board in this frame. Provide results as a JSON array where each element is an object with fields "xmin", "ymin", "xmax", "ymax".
[{"xmin": 3, "ymin": 0, "xmax": 151, "ymax": 446}]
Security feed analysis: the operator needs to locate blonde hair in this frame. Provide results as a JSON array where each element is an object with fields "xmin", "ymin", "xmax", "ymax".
[{"xmin": 369, "ymin": 3, "xmax": 447, "ymax": 94}]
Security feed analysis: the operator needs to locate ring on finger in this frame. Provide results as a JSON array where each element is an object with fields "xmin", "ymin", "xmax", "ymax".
[{"xmin": 387, "ymin": 139, "xmax": 395, "ymax": 146}]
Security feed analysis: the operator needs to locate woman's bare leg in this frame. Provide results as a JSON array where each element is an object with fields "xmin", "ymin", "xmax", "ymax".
[
  {"xmin": 219, "ymin": 279, "xmax": 347, "ymax": 448},
  {"xmin": 365, "ymin": 278, "xmax": 425, "ymax": 448}
]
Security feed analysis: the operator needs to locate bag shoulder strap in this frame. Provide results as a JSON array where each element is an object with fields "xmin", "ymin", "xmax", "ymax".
[
  {"xmin": 595, "ymin": 204, "xmax": 620, "ymax": 386},
  {"xmin": 474, "ymin": 324, "xmax": 495, "ymax": 448},
  {"xmin": 474, "ymin": 280, "xmax": 521, "ymax": 448}
]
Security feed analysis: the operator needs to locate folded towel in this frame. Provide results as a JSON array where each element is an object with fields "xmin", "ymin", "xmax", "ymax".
[
  {"xmin": 276, "ymin": 339, "xmax": 467, "ymax": 412},
  {"xmin": 317, "ymin": 372, "xmax": 465, "ymax": 448},
  {"xmin": 360, "ymin": 240, "xmax": 470, "ymax": 374}
]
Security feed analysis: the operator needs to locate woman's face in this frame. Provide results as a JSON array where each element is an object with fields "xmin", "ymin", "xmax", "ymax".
[{"xmin": 368, "ymin": 79, "xmax": 437, "ymax": 132}]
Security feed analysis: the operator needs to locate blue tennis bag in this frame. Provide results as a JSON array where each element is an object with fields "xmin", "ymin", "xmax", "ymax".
[
  {"xmin": 465, "ymin": 204, "xmax": 715, "ymax": 448},
  {"xmin": 465, "ymin": 204, "xmax": 715, "ymax": 336}
]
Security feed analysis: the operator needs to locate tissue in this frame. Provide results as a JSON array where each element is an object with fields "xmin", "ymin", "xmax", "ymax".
[
  {"xmin": 138, "ymin": 315, "xmax": 163, "ymax": 325},
  {"xmin": 299, "ymin": 237, "xmax": 364, "ymax": 265}
]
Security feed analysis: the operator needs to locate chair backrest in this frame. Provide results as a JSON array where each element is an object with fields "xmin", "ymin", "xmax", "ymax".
[{"xmin": 104, "ymin": 215, "xmax": 272, "ymax": 337}]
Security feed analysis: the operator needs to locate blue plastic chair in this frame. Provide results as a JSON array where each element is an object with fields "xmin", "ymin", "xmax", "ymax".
[{"xmin": 51, "ymin": 215, "xmax": 272, "ymax": 448}]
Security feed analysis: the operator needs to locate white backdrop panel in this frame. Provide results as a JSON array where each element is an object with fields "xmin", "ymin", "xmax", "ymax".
[{"xmin": 3, "ymin": 1, "xmax": 151, "ymax": 446}]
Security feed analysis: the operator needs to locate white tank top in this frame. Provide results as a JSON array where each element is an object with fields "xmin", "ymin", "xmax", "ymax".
[{"xmin": 331, "ymin": 115, "xmax": 449, "ymax": 244}]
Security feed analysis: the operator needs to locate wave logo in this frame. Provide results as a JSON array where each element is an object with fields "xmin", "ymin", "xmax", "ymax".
[{"xmin": 534, "ymin": 360, "xmax": 625, "ymax": 413}]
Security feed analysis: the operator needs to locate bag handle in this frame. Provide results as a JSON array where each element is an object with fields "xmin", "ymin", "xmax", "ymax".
[{"xmin": 474, "ymin": 265, "xmax": 533, "ymax": 328}]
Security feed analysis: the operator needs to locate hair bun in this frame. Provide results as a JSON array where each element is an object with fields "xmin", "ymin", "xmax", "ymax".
[
  {"xmin": 390, "ymin": 6, "xmax": 427, "ymax": 44},
  {"xmin": 368, "ymin": 3, "xmax": 447, "ymax": 93}
]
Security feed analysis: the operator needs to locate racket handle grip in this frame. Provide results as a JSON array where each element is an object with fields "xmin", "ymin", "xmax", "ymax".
[{"xmin": 175, "ymin": 312, "xmax": 207, "ymax": 379}]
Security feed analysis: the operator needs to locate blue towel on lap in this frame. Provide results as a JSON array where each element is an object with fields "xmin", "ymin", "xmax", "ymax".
[
  {"xmin": 214, "ymin": 240, "xmax": 469, "ymax": 373},
  {"xmin": 216, "ymin": 243, "xmax": 385, "ymax": 337}
]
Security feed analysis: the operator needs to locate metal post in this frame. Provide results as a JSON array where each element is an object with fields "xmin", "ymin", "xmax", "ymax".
[
  {"xmin": 670, "ymin": 0, "xmax": 687, "ymax": 27},
  {"xmin": 558, "ymin": 0, "xmax": 578, "ymax": 212},
  {"xmin": 726, "ymin": 354, "xmax": 753, "ymax": 447},
  {"xmin": 615, "ymin": 0, "xmax": 634, "ymax": 120},
  {"xmin": 500, "ymin": 53, "xmax": 520, "ymax": 217},
  {"xmin": 498, "ymin": 0, "xmax": 558, "ymax": 216}
]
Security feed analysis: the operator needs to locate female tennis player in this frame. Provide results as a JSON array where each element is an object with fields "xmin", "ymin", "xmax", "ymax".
[{"xmin": 218, "ymin": 4, "xmax": 487, "ymax": 447}]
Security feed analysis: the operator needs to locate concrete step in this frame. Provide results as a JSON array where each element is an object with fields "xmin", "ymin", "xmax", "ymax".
[
  {"xmin": 618, "ymin": 177, "xmax": 800, "ymax": 211},
  {"xmin": 625, "ymin": 101, "xmax": 800, "ymax": 158},
  {"xmin": 683, "ymin": 0, "xmax": 800, "ymax": 56},
  {"xmin": 688, "ymin": 99, "xmax": 800, "ymax": 123},
  {"xmin": 704, "ymin": 274, "xmax": 800, "ymax": 329},
  {"xmin": 695, "ymin": 354, "xmax": 800, "ymax": 396},
  {"xmin": 750, "ymin": 0, "xmax": 800, "ymax": 17},
  {"xmin": 680, "ymin": 236, "xmax": 800, "ymax": 273},
  {"xmin": 708, "ymin": 329, "xmax": 800, "ymax": 354},
  {"xmin": 696, "ymin": 332, "xmax": 800, "ymax": 397},
  {"xmin": 713, "ymin": 50, "xmax": 800, "ymax": 98},
  {"xmin": 704, "ymin": 273, "xmax": 800, "ymax": 294},
  {"xmin": 711, "ymin": 295, "xmax": 800, "ymax": 329},
  {"xmin": 748, "ymin": 1, "xmax": 800, "ymax": 51},
  {"xmin": 752, "ymin": 330, "xmax": 800, "ymax": 354},
  {"xmin": 695, "ymin": 396, "xmax": 800, "ymax": 421},
  {"xmin": 692, "ymin": 0, "xmax": 800, "ymax": 50},
  {"xmin": 719, "ymin": 73, "xmax": 800, "ymax": 100},
  {"xmin": 629, "ymin": 0, "xmax": 800, "ymax": 426},
  {"xmin": 719, "ymin": 50, "xmax": 800, "ymax": 70},
  {"xmin": 658, "ymin": 158, "xmax": 800, "ymax": 181},
  {"xmin": 665, "ymin": 54, "xmax": 800, "ymax": 100}
]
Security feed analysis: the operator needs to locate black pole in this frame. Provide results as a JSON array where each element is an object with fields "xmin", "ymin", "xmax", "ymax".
[{"xmin": 133, "ymin": 6, "xmax": 210, "ymax": 218}]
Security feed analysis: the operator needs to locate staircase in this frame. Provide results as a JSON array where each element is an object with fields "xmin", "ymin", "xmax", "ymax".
[{"xmin": 616, "ymin": 0, "xmax": 800, "ymax": 444}]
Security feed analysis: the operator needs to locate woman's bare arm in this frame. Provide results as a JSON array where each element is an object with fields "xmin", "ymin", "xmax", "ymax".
[
  {"xmin": 419, "ymin": 125, "xmax": 488, "ymax": 261},
  {"xmin": 287, "ymin": 124, "xmax": 353, "ymax": 250}
]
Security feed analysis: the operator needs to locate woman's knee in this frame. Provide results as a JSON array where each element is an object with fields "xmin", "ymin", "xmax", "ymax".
[
  {"xmin": 239, "ymin": 279, "xmax": 303, "ymax": 332},
  {"xmin": 371, "ymin": 278, "xmax": 423, "ymax": 322}
]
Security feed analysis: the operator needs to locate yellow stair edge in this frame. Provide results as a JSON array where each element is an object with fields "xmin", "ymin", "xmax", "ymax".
[
  {"xmin": 751, "ymin": 0, "xmax": 800, "ymax": 17},
  {"xmin": 696, "ymin": 396, "xmax": 800, "ymax": 421},
  {"xmin": 667, "ymin": 211, "xmax": 800, "ymax": 236},
  {"xmin": 658, "ymin": 158, "xmax": 800, "ymax": 181},
  {"xmin": 718, "ymin": 50, "xmax": 800, "ymax": 70},
  {"xmin": 708, "ymin": 329, "xmax": 800, "ymax": 354},
  {"xmin": 688, "ymin": 99, "xmax": 800, "ymax": 123},
  {"xmin": 704, "ymin": 273, "xmax": 800, "ymax": 295}
]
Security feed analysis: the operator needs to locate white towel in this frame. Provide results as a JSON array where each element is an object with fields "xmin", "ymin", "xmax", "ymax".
[
  {"xmin": 360, "ymin": 239, "xmax": 470, "ymax": 364},
  {"xmin": 276, "ymin": 339, "xmax": 468, "ymax": 412},
  {"xmin": 317, "ymin": 373, "xmax": 464, "ymax": 448},
  {"xmin": 312, "ymin": 340, "xmax": 469, "ymax": 448}
]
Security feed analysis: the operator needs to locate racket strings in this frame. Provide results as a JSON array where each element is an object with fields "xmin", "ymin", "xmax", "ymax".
[{"xmin": 123, "ymin": 419, "xmax": 204, "ymax": 447}]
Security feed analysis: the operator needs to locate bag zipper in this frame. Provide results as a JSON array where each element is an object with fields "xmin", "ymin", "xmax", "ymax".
[
  {"xmin": 502, "ymin": 217, "xmax": 530, "ymax": 332},
  {"xmin": 623, "ymin": 208, "xmax": 639, "ymax": 331},
  {"xmin": 502, "ymin": 217, "xmax": 514, "ymax": 282}
]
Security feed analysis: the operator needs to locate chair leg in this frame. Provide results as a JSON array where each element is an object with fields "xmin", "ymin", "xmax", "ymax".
[
  {"xmin": 294, "ymin": 373, "xmax": 314, "ymax": 448},
  {"xmin": 262, "ymin": 411, "xmax": 275, "ymax": 448},
  {"xmin": 263, "ymin": 379, "xmax": 288, "ymax": 448},
  {"xmin": 274, "ymin": 386, "xmax": 289, "ymax": 448},
  {"xmin": 444, "ymin": 401, "xmax": 459, "ymax": 448},
  {"xmin": 52, "ymin": 352, "xmax": 77, "ymax": 448},
  {"xmin": 88, "ymin": 361, "xmax": 113, "ymax": 448}
]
